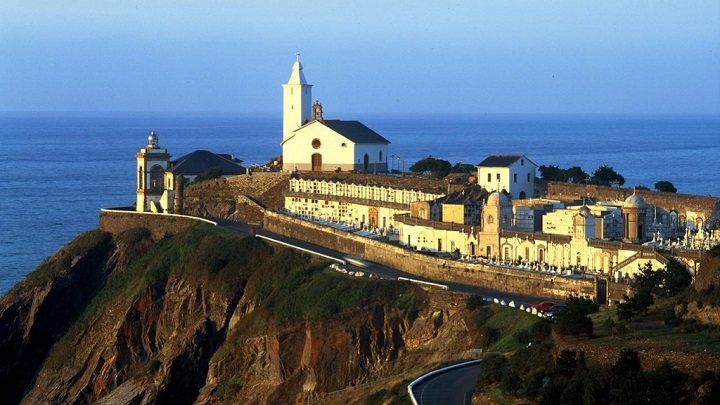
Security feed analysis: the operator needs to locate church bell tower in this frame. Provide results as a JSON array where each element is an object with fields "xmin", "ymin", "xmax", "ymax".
[
  {"xmin": 282, "ymin": 52, "xmax": 313, "ymax": 142},
  {"xmin": 136, "ymin": 130, "xmax": 170, "ymax": 212}
]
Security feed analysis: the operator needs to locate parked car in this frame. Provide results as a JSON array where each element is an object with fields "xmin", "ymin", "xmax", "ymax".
[
  {"xmin": 529, "ymin": 301, "xmax": 557, "ymax": 312},
  {"xmin": 543, "ymin": 305, "xmax": 567, "ymax": 317}
]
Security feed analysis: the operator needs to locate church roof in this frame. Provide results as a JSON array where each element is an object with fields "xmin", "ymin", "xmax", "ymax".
[
  {"xmin": 440, "ymin": 185, "xmax": 487, "ymax": 205},
  {"xmin": 477, "ymin": 154, "xmax": 534, "ymax": 167},
  {"xmin": 317, "ymin": 120, "xmax": 391, "ymax": 144},
  {"xmin": 169, "ymin": 150, "xmax": 246, "ymax": 175}
]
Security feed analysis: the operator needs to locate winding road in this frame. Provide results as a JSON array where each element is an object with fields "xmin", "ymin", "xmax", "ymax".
[
  {"xmin": 411, "ymin": 362, "xmax": 482, "ymax": 405},
  {"xmin": 214, "ymin": 218, "xmax": 550, "ymax": 307},
  {"xmin": 214, "ymin": 218, "xmax": 550, "ymax": 404}
]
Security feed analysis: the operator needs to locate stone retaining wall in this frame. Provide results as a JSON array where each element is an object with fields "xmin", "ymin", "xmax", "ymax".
[
  {"xmin": 546, "ymin": 182, "xmax": 719, "ymax": 218},
  {"xmin": 99, "ymin": 209, "xmax": 212, "ymax": 240},
  {"xmin": 264, "ymin": 211, "xmax": 602, "ymax": 300}
]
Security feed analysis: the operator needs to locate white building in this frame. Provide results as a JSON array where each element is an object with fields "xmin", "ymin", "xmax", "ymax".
[
  {"xmin": 476, "ymin": 154, "xmax": 536, "ymax": 200},
  {"xmin": 280, "ymin": 54, "xmax": 390, "ymax": 172},
  {"xmin": 285, "ymin": 177, "xmax": 445, "ymax": 231}
]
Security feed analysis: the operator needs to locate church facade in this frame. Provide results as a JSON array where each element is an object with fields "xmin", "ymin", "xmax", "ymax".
[{"xmin": 280, "ymin": 55, "xmax": 390, "ymax": 173}]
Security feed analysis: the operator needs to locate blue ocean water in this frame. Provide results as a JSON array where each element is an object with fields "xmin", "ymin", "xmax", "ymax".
[{"xmin": 1, "ymin": 112, "xmax": 718, "ymax": 294}]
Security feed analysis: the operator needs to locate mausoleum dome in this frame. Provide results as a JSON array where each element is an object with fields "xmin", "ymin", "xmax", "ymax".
[
  {"xmin": 486, "ymin": 191, "xmax": 511, "ymax": 207},
  {"xmin": 578, "ymin": 205, "xmax": 593, "ymax": 218},
  {"xmin": 624, "ymin": 193, "xmax": 646, "ymax": 209}
]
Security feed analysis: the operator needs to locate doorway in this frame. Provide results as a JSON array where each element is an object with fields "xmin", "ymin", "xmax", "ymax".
[{"xmin": 312, "ymin": 153, "xmax": 322, "ymax": 171}]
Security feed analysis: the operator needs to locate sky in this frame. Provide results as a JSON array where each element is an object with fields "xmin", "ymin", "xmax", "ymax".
[{"xmin": 1, "ymin": 1, "xmax": 719, "ymax": 114}]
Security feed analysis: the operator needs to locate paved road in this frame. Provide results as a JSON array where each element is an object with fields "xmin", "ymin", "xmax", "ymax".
[
  {"xmin": 411, "ymin": 362, "xmax": 482, "ymax": 405},
  {"xmin": 214, "ymin": 218, "xmax": 540, "ymax": 403},
  {"xmin": 214, "ymin": 218, "xmax": 550, "ymax": 307}
]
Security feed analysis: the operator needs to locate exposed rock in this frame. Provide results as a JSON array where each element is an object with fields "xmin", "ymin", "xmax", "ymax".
[{"xmin": 0, "ymin": 226, "xmax": 479, "ymax": 405}]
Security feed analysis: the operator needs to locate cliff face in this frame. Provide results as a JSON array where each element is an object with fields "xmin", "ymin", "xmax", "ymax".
[{"xmin": 0, "ymin": 226, "xmax": 477, "ymax": 405}]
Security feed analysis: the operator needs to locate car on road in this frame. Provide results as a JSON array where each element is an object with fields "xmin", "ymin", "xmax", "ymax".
[
  {"xmin": 543, "ymin": 305, "xmax": 567, "ymax": 317},
  {"xmin": 529, "ymin": 301, "xmax": 557, "ymax": 312}
]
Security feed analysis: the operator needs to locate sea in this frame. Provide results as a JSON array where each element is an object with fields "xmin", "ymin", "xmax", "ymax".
[{"xmin": 1, "ymin": 112, "xmax": 718, "ymax": 295}]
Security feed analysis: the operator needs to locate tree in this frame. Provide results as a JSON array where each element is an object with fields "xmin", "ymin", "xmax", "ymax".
[
  {"xmin": 662, "ymin": 259, "xmax": 692, "ymax": 295},
  {"xmin": 590, "ymin": 165, "xmax": 625, "ymax": 186},
  {"xmin": 555, "ymin": 295, "xmax": 596, "ymax": 338},
  {"xmin": 537, "ymin": 165, "xmax": 589, "ymax": 184},
  {"xmin": 555, "ymin": 304, "xmax": 594, "ymax": 338},
  {"xmin": 654, "ymin": 180, "xmax": 677, "ymax": 193},
  {"xmin": 192, "ymin": 167, "xmax": 223, "ymax": 183},
  {"xmin": 409, "ymin": 156, "xmax": 452, "ymax": 178},
  {"xmin": 451, "ymin": 162, "xmax": 476, "ymax": 173},
  {"xmin": 617, "ymin": 262, "xmax": 662, "ymax": 320},
  {"xmin": 538, "ymin": 165, "xmax": 566, "ymax": 182},
  {"xmin": 566, "ymin": 166, "xmax": 589, "ymax": 184}
]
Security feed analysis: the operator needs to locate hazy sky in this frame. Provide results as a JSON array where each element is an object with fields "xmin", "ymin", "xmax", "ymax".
[{"xmin": 1, "ymin": 1, "xmax": 719, "ymax": 114}]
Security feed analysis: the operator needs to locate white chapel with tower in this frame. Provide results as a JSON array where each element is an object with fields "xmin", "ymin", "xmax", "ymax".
[{"xmin": 280, "ymin": 53, "xmax": 390, "ymax": 172}]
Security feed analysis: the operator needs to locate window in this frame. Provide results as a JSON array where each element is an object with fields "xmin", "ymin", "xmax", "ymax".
[
  {"xmin": 496, "ymin": 173, "xmax": 501, "ymax": 181},
  {"xmin": 488, "ymin": 215, "xmax": 494, "ymax": 224},
  {"xmin": 312, "ymin": 139, "xmax": 321, "ymax": 149},
  {"xmin": 149, "ymin": 165, "xmax": 164, "ymax": 191},
  {"xmin": 514, "ymin": 173, "xmax": 517, "ymax": 183},
  {"xmin": 379, "ymin": 151, "xmax": 382, "ymax": 161},
  {"xmin": 487, "ymin": 173, "xmax": 491, "ymax": 182},
  {"xmin": 502, "ymin": 215, "xmax": 507, "ymax": 224},
  {"xmin": 521, "ymin": 159, "xmax": 524, "ymax": 166},
  {"xmin": 341, "ymin": 142, "xmax": 347, "ymax": 148},
  {"xmin": 527, "ymin": 173, "xmax": 531, "ymax": 182}
]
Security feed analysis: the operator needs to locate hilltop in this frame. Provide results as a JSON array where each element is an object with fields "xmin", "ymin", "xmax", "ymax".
[{"xmin": 2, "ymin": 225, "xmax": 720, "ymax": 404}]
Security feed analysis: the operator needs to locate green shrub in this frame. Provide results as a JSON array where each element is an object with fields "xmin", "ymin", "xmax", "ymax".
[
  {"xmin": 472, "ymin": 306, "xmax": 494, "ymax": 327},
  {"xmin": 466, "ymin": 294, "xmax": 486, "ymax": 310},
  {"xmin": 477, "ymin": 352, "xmax": 507, "ymax": 386}
]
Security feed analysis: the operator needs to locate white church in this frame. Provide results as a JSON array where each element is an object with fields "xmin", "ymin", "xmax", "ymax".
[{"xmin": 280, "ymin": 54, "xmax": 390, "ymax": 172}]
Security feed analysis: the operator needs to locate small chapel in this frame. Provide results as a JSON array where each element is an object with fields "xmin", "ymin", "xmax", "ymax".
[{"xmin": 280, "ymin": 53, "xmax": 390, "ymax": 172}]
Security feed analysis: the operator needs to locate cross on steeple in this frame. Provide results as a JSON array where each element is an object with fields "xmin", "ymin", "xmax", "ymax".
[{"xmin": 295, "ymin": 51, "xmax": 300, "ymax": 62}]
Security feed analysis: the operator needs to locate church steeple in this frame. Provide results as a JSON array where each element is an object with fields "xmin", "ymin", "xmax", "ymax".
[
  {"xmin": 287, "ymin": 52, "xmax": 309, "ymax": 85},
  {"xmin": 282, "ymin": 52, "xmax": 313, "ymax": 143}
]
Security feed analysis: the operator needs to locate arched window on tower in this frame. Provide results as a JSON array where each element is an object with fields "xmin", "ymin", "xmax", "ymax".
[
  {"xmin": 150, "ymin": 165, "xmax": 164, "ymax": 191},
  {"xmin": 138, "ymin": 166, "xmax": 143, "ymax": 189}
]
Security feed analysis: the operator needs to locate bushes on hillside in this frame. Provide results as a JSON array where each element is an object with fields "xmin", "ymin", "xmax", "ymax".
[
  {"xmin": 618, "ymin": 260, "xmax": 692, "ymax": 321},
  {"xmin": 475, "ymin": 346, "xmax": 716, "ymax": 404},
  {"xmin": 555, "ymin": 295, "xmax": 598, "ymax": 338}
]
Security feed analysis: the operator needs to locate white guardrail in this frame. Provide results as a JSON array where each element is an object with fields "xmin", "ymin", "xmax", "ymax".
[
  {"xmin": 407, "ymin": 359, "xmax": 482, "ymax": 405},
  {"xmin": 397, "ymin": 277, "xmax": 448, "ymax": 290},
  {"xmin": 406, "ymin": 295, "xmax": 560, "ymax": 404},
  {"xmin": 255, "ymin": 234, "xmax": 346, "ymax": 266}
]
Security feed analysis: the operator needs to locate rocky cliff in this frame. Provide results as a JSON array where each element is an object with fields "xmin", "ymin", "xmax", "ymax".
[{"xmin": 0, "ymin": 225, "xmax": 480, "ymax": 404}]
